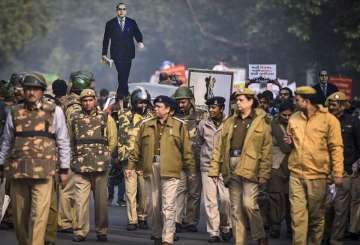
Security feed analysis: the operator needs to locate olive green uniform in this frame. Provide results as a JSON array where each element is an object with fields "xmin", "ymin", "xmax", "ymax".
[
  {"xmin": 69, "ymin": 108, "xmax": 117, "ymax": 238},
  {"xmin": 0, "ymin": 99, "xmax": 70, "ymax": 245},
  {"xmin": 175, "ymin": 108, "xmax": 204, "ymax": 227},
  {"xmin": 118, "ymin": 109, "xmax": 152, "ymax": 225},
  {"xmin": 128, "ymin": 116, "xmax": 196, "ymax": 244}
]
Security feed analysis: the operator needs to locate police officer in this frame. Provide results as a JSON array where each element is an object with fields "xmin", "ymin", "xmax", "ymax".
[
  {"xmin": 267, "ymin": 101, "xmax": 294, "ymax": 238},
  {"xmin": 0, "ymin": 72, "xmax": 71, "ymax": 245},
  {"xmin": 119, "ymin": 87, "xmax": 152, "ymax": 231},
  {"xmin": 324, "ymin": 92, "xmax": 360, "ymax": 244},
  {"xmin": 173, "ymin": 86, "xmax": 204, "ymax": 233},
  {"xmin": 196, "ymin": 96, "xmax": 232, "ymax": 243},
  {"xmin": 128, "ymin": 95, "xmax": 196, "ymax": 245},
  {"xmin": 209, "ymin": 88, "xmax": 272, "ymax": 245},
  {"xmin": 69, "ymin": 89, "xmax": 117, "ymax": 242},
  {"xmin": 57, "ymin": 71, "xmax": 92, "ymax": 233},
  {"xmin": 284, "ymin": 86, "xmax": 344, "ymax": 245}
]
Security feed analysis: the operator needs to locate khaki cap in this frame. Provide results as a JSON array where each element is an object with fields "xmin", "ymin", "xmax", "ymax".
[
  {"xmin": 233, "ymin": 88, "xmax": 255, "ymax": 96},
  {"xmin": 80, "ymin": 89, "xmax": 96, "ymax": 100},
  {"xmin": 295, "ymin": 86, "xmax": 316, "ymax": 95}
]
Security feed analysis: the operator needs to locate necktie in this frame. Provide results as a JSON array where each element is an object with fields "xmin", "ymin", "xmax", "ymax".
[
  {"xmin": 120, "ymin": 18, "xmax": 125, "ymax": 31},
  {"xmin": 322, "ymin": 84, "xmax": 327, "ymax": 96}
]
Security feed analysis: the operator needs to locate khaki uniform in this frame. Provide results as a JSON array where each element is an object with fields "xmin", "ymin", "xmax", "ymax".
[
  {"xmin": 267, "ymin": 118, "xmax": 292, "ymax": 235},
  {"xmin": 196, "ymin": 117, "xmax": 231, "ymax": 237},
  {"xmin": 287, "ymin": 106, "xmax": 344, "ymax": 245},
  {"xmin": 0, "ymin": 99, "xmax": 70, "ymax": 245},
  {"xmin": 128, "ymin": 116, "xmax": 195, "ymax": 244},
  {"xmin": 175, "ymin": 108, "xmax": 204, "ymax": 227},
  {"xmin": 57, "ymin": 93, "xmax": 81, "ymax": 230},
  {"xmin": 118, "ymin": 109, "xmax": 152, "ymax": 224},
  {"xmin": 69, "ymin": 109, "xmax": 117, "ymax": 237},
  {"xmin": 209, "ymin": 109, "xmax": 272, "ymax": 244}
]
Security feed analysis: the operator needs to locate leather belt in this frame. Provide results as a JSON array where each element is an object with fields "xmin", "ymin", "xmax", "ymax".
[
  {"xmin": 153, "ymin": 155, "xmax": 160, "ymax": 163},
  {"xmin": 230, "ymin": 149, "xmax": 241, "ymax": 157}
]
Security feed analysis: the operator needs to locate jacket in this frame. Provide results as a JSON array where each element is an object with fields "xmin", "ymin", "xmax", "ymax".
[
  {"xmin": 208, "ymin": 108, "xmax": 272, "ymax": 184},
  {"xmin": 287, "ymin": 106, "xmax": 344, "ymax": 179},
  {"xmin": 128, "ymin": 116, "xmax": 195, "ymax": 178}
]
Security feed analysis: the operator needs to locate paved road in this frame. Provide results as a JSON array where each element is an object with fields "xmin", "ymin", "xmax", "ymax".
[{"xmin": 1, "ymin": 201, "xmax": 359, "ymax": 244}]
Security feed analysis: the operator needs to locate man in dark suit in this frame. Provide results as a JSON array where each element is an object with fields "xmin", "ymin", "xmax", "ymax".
[
  {"xmin": 102, "ymin": 3, "xmax": 144, "ymax": 100},
  {"xmin": 312, "ymin": 70, "xmax": 338, "ymax": 105}
]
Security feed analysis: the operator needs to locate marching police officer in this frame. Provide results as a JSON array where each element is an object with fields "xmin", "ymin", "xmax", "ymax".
[
  {"xmin": 69, "ymin": 89, "xmax": 117, "ymax": 242},
  {"xmin": 128, "ymin": 95, "xmax": 196, "ymax": 245},
  {"xmin": 57, "ymin": 71, "xmax": 92, "ymax": 233},
  {"xmin": 324, "ymin": 92, "xmax": 360, "ymax": 243},
  {"xmin": 284, "ymin": 86, "xmax": 344, "ymax": 245},
  {"xmin": 173, "ymin": 86, "xmax": 204, "ymax": 233},
  {"xmin": 196, "ymin": 96, "xmax": 232, "ymax": 242},
  {"xmin": 119, "ymin": 87, "xmax": 152, "ymax": 231},
  {"xmin": 209, "ymin": 88, "xmax": 272, "ymax": 245},
  {"xmin": 0, "ymin": 72, "xmax": 71, "ymax": 245}
]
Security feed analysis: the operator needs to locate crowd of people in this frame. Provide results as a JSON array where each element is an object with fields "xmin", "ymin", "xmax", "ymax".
[{"xmin": 0, "ymin": 69, "xmax": 359, "ymax": 245}]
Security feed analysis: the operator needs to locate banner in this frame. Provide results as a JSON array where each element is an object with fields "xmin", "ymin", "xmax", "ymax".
[
  {"xmin": 329, "ymin": 76, "xmax": 353, "ymax": 99},
  {"xmin": 249, "ymin": 64, "xmax": 276, "ymax": 80}
]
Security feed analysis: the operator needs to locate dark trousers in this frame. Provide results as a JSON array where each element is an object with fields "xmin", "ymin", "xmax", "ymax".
[
  {"xmin": 108, "ymin": 176, "xmax": 125, "ymax": 202},
  {"xmin": 114, "ymin": 60, "xmax": 132, "ymax": 99}
]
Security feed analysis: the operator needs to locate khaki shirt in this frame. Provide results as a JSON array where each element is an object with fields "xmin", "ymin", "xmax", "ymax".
[
  {"xmin": 287, "ymin": 106, "xmax": 344, "ymax": 179},
  {"xmin": 230, "ymin": 110, "xmax": 255, "ymax": 151},
  {"xmin": 128, "ymin": 116, "xmax": 195, "ymax": 178}
]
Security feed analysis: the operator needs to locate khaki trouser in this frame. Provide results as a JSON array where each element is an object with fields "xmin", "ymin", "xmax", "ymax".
[
  {"xmin": 11, "ymin": 177, "xmax": 53, "ymax": 245},
  {"xmin": 146, "ymin": 161, "xmax": 179, "ymax": 244},
  {"xmin": 73, "ymin": 172, "xmax": 108, "ymax": 237},
  {"xmin": 201, "ymin": 171, "xmax": 231, "ymax": 236},
  {"xmin": 125, "ymin": 170, "xmax": 147, "ymax": 224},
  {"xmin": 45, "ymin": 176, "xmax": 58, "ymax": 243},
  {"xmin": 289, "ymin": 176, "xmax": 327, "ymax": 245},
  {"xmin": 175, "ymin": 170, "xmax": 202, "ymax": 225},
  {"xmin": 323, "ymin": 174, "xmax": 360, "ymax": 244},
  {"xmin": 228, "ymin": 175, "xmax": 266, "ymax": 245},
  {"xmin": 58, "ymin": 170, "xmax": 75, "ymax": 230}
]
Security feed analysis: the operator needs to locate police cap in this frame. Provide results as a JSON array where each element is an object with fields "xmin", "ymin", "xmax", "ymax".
[
  {"xmin": 205, "ymin": 96, "xmax": 226, "ymax": 106},
  {"xmin": 295, "ymin": 86, "xmax": 316, "ymax": 95},
  {"xmin": 154, "ymin": 95, "xmax": 173, "ymax": 107},
  {"xmin": 80, "ymin": 89, "xmax": 96, "ymax": 100}
]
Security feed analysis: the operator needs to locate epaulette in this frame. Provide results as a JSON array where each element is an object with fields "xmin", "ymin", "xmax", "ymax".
[
  {"xmin": 173, "ymin": 116, "xmax": 186, "ymax": 124},
  {"xmin": 140, "ymin": 116, "xmax": 155, "ymax": 126}
]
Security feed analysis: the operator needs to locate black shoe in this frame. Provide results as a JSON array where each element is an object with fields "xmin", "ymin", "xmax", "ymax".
[
  {"xmin": 174, "ymin": 235, "xmax": 180, "ymax": 241},
  {"xmin": 127, "ymin": 223, "xmax": 138, "ymax": 231},
  {"xmin": 117, "ymin": 200, "xmax": 126, "ymax": 207},
  {"xmin": 45, "ymin": 242, "xmax": 55, "ymax": 245},
  {"xmin": 139, "ymin": 220, "xmax": 149, "ymax": 229},
  {"xmin": 153, "ymin": 237, "xmax": 162, "ymax": 245},
  {"xmin": 208, "ymin": 236, "xmax": 221, "ymax": 243},
  {"xmin": 269, "ymin": 229, "xmax": 280, "ymax": 239},
  {"xmin": 58, "ymin": 227, "xmax": 73, "ymax": 233},
  {"xmin": 72, "ymin": 235, "xmax": 86, "ymax": 242},
  {"xmin": 345, "ymin": 232, "xmax": 359, "ymax": 241},
  {"xmin": 221, "ymin": 231, "xmax": 233, "ymax": 241},
  {"xmin": 185, "ymin": 224, "xmax": 198, "ymax": 232},
  {"xmin": 97, "ymin": 234, "xmax": 108, "ymax": 242},
  {"xmin": 0, "ymin": 222, "xmax": 13, "ymax": 230},
  {"xmin": 175, "ymin": 223, "xmax": 183, "ymax": 233}
]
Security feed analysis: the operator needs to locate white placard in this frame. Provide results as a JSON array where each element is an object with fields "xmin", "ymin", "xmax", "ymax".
[{"xmin": 249, "ymin": 64, "xmax": 276, "ymax": 80}]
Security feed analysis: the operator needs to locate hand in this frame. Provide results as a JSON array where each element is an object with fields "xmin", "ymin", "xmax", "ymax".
[
  {"xmin": 258, "ymin": 177, "xmax": 267, "ymax": 184},
  {"xmin": 334, "ymin": 176, "xmax": 343, "ymax": 187},
  {"xmin": 283, "ymin": 135, "xmax": 292, "ymax": 145},
  {"xmin": 124, "ymin": 169, "xmax": 133, "ymax": 178},
  {"xmin": 137, "ymin": 42, "xmax": 144, "ymax": 49},
  {"xmin": 210, "ymin": 176, "xmax": 219, "ymax": 184},
  {"xmin": 59, "ymin": 173, "xmax": 69, "ymax": 189},
  {"xmin": 101, "ymin": 55, "xmax": 108, "ymax": 63}
]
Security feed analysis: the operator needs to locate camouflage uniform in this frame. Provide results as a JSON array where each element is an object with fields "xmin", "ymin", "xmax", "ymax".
[
  {"xmin": 118, "ymin": 109, "xmax": 152, "ymax": 227},
  {"xmin": 175, "ymin": 106, "xmax": 205, "ymax": 229},
  {"xmin": 69, "ymin": 97, "xmax": 117, "ymax": 238},
  {"xmin": 0, "ymin": 97, "xmax": 70, "ymax": 245},
  {"xmin": 57, "ymin": 92, "xmax": 82, "ymax": 231}
]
